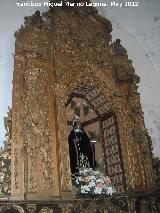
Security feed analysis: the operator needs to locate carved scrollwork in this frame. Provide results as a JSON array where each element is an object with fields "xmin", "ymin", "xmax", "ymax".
[
  {"xmin": 14, "ymin": 148, "xmax": 19, "ymax": 190},
  {"xmin": 0, "ymin": 154, "xmax": 11, "ymax": 195},
  {"xmin": 112, "ymin": 63, "xmax": 135, "ymax": 84},
  {"xmin": 0, "ymin": 205, "xmax": 25, "ymax": 213},
  {"xmin": 153, "ymin": 157, "xmax": 160, "ymax": 186},
  {"xmin": 129, "ymin": 94, "xmax": 142, "ymax": 113},
  {"xmin": 9, "ymin": 1, "xmax": 156, "ymax": 202},
  {"xmin": 39, "ymin": 207, "xmax": 53, "ymax": 213},
  {"xmin": 27, "ymin": 204, "xmax": 36, "ymax": 213},
  {"xmin": 0, "ymin": 108, "xmax": 12, "ymax": 196},
  {"xmin": 128, "ymin": 198, "xmax": 137, "ymax": 212},
  {"xmin": 28, "ymin": 146, "xmax": 38, "ymax": 192},
  {"xmin": 22, "ymin": 60, "xmax": 55, "ymax": 190},
  {"xmin": 59, "ymin": 203, "xmax": 73, "ymax": 213},
  {"xmin": 42, "ymin": 11, "xmax": 54, "ymax": 31},
  {"xmin": 55, "ymin": 83, "xmax": 72, "ymax": 191},
  {"xmin": 132, "ymin": 129, "xmax": 145, "ymax": 142},
  {"xmin": 139, "ymin": 199, "xmax": 152, "ymax": 213}
]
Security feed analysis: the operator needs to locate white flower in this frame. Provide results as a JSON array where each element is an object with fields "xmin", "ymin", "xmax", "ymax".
[
  {"xmin": 81, "ymin": 189, "xmax": 88, "ymax": 194},
  {"xmin": 107, "ymin": 187, "xmax": 115, "ymax": 195},
  {"xmin": 88, "ymin": 181, "xmax": 96, "ymax": 188},
  {"xmin": 94, "ymin": 187, "xmax": 102, "ymax": 194},
  {"xmin": 90, "ymin": 175, "xmax": 96, "ymax": 180},
  {"xmin": 80, "ymin": 185, "xmax": 91, "ymax": 194},
  {"xmin": 77, "ymin": 176, "xmax": 82, "ymax": 181},
  {"xmin": 96, "ymin": 179, "xmax": 104, "ymax": 184},
  {"xmin": 75, "ymin": 180, "xmax": 79, "ymax": 185},
  {"xmin": 75, "ymin": 167, "xmax": 116, "ymax": 196}
]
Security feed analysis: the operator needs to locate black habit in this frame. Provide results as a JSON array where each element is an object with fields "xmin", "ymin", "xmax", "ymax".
[{"xmin": 68, "ymin": 128, "xmax": 95, "ymax": 177}]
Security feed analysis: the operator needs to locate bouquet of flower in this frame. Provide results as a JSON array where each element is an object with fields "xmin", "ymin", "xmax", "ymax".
[{"xmin": 74, "ymin": 168, "xmax": 116, "ymax": 195}]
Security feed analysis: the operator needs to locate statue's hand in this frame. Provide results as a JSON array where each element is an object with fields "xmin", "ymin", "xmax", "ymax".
[{"xmin": 74, "ymin": 138, "xmax": 80, "ymax": 143}]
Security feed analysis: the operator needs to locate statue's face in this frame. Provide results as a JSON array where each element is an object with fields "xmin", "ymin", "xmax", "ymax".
[{"xmin": 75, "ymin": 122, "xmax": 81, "ymax": 129}]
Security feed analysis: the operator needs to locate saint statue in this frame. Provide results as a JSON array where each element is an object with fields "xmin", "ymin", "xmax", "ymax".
[
  {"xmin": 68, "ymin": 118, "xmax": 96, "ymax": 178},
  {"xmin": 4, "ymin": 107, "xmax": 12, "ymax": 141}
]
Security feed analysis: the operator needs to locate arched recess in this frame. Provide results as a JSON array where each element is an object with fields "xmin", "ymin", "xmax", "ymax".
[
  {"xmin": 55, "ymin": 67, "xmax": 128, "ymax": 194},
  {"xmin": 65, "ymin": 84, "xmax": 126, "ymax": 194}
]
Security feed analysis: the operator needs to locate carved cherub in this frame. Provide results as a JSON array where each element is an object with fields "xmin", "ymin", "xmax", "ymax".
[
  {"xmin": 4, "ymin": 107, "xmax": 12, "ymax": 139},
  {"xmin": 113, "ymin": 39, "xmax": 127, "ymax": 56},
  {"xmin": 24, "ymin": 11, "xmax": 43, "ymax": 29}
]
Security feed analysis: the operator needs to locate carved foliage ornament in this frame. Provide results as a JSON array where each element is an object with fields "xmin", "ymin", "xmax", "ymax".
[
  {"xmin": 0, "ymin": 108, "xmax": 12, "ymax": 195},
  {"xmin": 22, "ymin": 57, "xmax": 55, "ymax": 191},
  {"xmin": 12, "ymin": 3, "xmax": 154, "ymax": 196},
  {"xmin": 23, "ymin": 10, "xmax": 54, "ymax": 32},
  {"xmin": 0, "ymin": 205, "xmax": 24, "ymax": 213},
  {"xmin": 14, "ymin": 148, "xmax": 19, "ymax": 190},
  {"xmin": 39, "ymin": 207, "xmax": 53, "ymax": 213},
  {"xmin": 0, "ymin": 154, "xmax": 11, "ymax": 195},
  {"xmin": 55, "ymin": 67, "xmax": 129, "ymax": 191}
]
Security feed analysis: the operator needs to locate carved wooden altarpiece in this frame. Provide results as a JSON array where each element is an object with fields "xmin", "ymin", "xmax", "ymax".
[{"xmin": 0, "ymin": 1, "xmax": 160, "ymax": 212}]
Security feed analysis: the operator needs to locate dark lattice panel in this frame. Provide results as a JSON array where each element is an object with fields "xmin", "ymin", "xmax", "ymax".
[
  {"xmin": 73, "ymin": 85, "xmax": 110, "ymax": 115},
  {"xmin": 86, "ymin": 88, "xmax": 110, "ymax": 114},
  {"xmin": 103, "ymin": 116, "xmax": 125, "ymax": 194},
  {"xmin": 73, "ymin": 84, "xmax": 94, "ymax": 95},
  {"xmin": 86, "ymin": 88, "xmax": 101, "ymax": 101}
]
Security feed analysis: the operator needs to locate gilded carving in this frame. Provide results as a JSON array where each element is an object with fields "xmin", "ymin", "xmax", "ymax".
[
  {"xmin": 22, "ymin": 52, "xmax": 55, "ymax": 191},
  {"xmin": 28, "ymin": 146, "xmax": 38, "ymax": 192},
  {"xmin": 0, "ymin": 112, "xmax": 12, "ymax": 196},
  {"xmin": 55, "ymin": 83, "xmax": 72, "ymax": 191},
  {"xmin": 12, "ymin": 112, "xmax": 19, "ymax": 146},
  {"xmin": 4, "ymin": 107, "xmax": 12, "ymax": 140},
  {"xmin": 73, "ymin": 198, "xmax": 127, "ymax": 213},
  {"xmin": 6, "ymin": 2, "xmax": 156, "ymax": 206},
  {"xmin": 54, "ymin": 63, "xmax": 129, "ymax": 191},
  {"xmin": 24, "ymin": 11, "xmax": 43, "ymax": 28},
  {"xmin": 153, "ymin": 157, "xmax": 160, "ymax": 186},
  {"xmin": 59, "ymin": 203, "xmax": 73, "ymax": 213},
  {"xmin": 139, "ymin": 200, "xmax": 151, "ymax": 213},
  {"xmin": 148, "ymin": 197, "xmax": 158, "ymax": 212},
  {"xmin": 113, "ymin": 39, "xmax": 127, "ymax": 57},
  {"xmin": 13, "ymin": 205, "xmax": 25, "ymax": 213},
  {"xmin": 12, "ymin": 58, "xmax": 24, "ymax": 148},
  {"xmin": 14, "ymin": 148, "xmax": 19, "ymax": 190},
  {"xmin": 27, "ymin": 204, "xmax": 36, "ymax": 213},
  {"xmin": 0, "ymin": 205, "xmax": 25, "ymax": 213},
  {"xmin": 40, "ymin": 207, "xmax": 53, "ymax": 213},
  {"xmin": 128, "ymin": 198, "xmax": 137, "ymax": 213}
]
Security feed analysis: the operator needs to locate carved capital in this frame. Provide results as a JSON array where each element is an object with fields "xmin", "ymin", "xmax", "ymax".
[
  {"xmin": 149, "ymin": 197, "xmax": 158, "ymax": 213},
  {"xmin": 27, "ymin": 204, "xmax": 36, "ymax": 213},
  {"xmin": 59, "ymin": 203, "xmax": 73, "ymax": 213},
  {"xmin": 39, "ymin": 207, "xmax": 53, "ymax": 213},
  {"xmin": 128, "ymin": 198, "xmax": 137, "ymax": 213}
]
